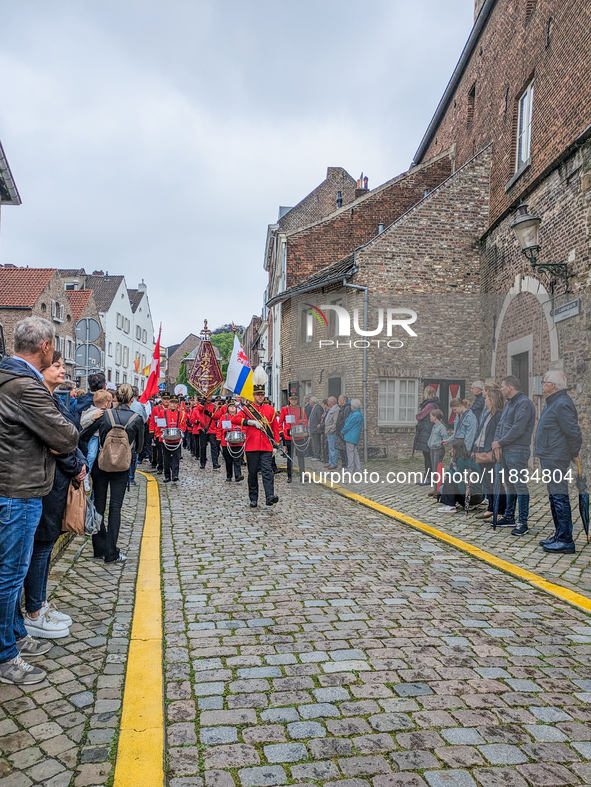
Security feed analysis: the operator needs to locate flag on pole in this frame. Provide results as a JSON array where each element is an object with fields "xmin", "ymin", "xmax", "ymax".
[
  {"xmin": 139, "ymin": 326, "xmax": 161, "ymax": 403},
  {"xmin": 189, "ymin": 321, "xmax": 224, "ymax": 397},
  {"xmin": 225, "ymin": 334, "xmax": 254, "ymax": 401},
  {"xmin": 134, "ymin": 356, "xmax": 140, "ymax": 374}
]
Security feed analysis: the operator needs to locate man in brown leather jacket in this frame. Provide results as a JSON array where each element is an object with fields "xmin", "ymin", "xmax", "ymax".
[{"xmin": 0, "ymin": 317, "xmax": 79, "ymax": 686}]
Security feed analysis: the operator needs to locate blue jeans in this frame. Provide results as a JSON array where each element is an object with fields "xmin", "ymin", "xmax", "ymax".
[
  {"xmin": 496, "ymin": 448, "xmax": 530, "ymax": 524},
  {"xmin": 24, "ymin": 539, "xmax": 57, "ymax": 615},
  {"xmin": 327, "ymin": 433, "xmax": 338, "ymax": 466},
  {"xmin": 87, "ymin": 436, "xmax": 99, "ymax": 473},
  {"xmin": 0, "ymin": 497, "xmax": 43, "ymax": 662}
]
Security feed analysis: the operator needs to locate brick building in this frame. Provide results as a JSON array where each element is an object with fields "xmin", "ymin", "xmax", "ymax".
[
  {"xmin": 270, "ymin": 148, "xmax": 491, "ymax": 457},
  {"xmin": 242, "ymin": 315, "xmax": 263, "ymax": 369},
  {"xmin": 0, "ymin": 267, "xmax": 77, "ymax": 376},
  {"xmin": 412, "ymin": 0, "xmax": 591, "ymax": 457},
  {"xmin": 166, "ymin": 333, "xmax": 201, "ymax": 390},
  {"xmin": 265, "ymin": 157, "xmax": 454, "ymax": 404}
]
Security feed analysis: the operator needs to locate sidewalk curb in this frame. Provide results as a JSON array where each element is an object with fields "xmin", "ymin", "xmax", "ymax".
[
  {"xmin": 323, "ymin": 481, "xmax": 591, "ymax": 616},
  {"xmin": 114, "ymin": 472, "xmax": 164, "ymax": 787}
]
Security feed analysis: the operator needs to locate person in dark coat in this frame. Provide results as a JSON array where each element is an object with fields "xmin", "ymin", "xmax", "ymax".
[
  {"xmin": 491, "ymin": 375, "xmax": 536, "ymax": 535},
  {"xmin": 71, "ymin": 372, "xmax": 106, "ymax": 426},
  {"xmin": 535, "ymin": 371, "xmax": 582, "ymax": 554},
  {"xmin": 307, "ymin": 397, "xmax": 324, "ymax": 460},
  {"xmin": 22, "ymin": 352, "xmax": 87, "ymax": 640},
  {"xmin": 336, "ymin": 395, "xmax": 352, "ymax": 468},
  {"xmin": 413, "ymin": 386, "xmax": 441, "ymax": 485},
  {"xmin": 81, "ymin": 383, "xmax": 144, "ymax": 564},
  {"xmin": 470, "ymin": 381, "xmax": 486, "ymax": 426}
]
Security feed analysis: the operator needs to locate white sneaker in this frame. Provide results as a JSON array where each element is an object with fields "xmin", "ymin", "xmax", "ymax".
[
  {"xmin": 84, "ymin": 477, "xmax": 91, "ymax": 492},
  {"xmin": 41, "ymin": 602, "xmax": 72, "ymax": 627},
  {"xmin": 437, "ymin": 505, "xmax": 457, "ymax": 513},
  {"xmin": 24, "ymin": 611, "xmax": 70, "ymax": 639}
]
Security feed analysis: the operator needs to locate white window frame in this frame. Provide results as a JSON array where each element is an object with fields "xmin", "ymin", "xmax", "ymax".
[
  {"xmin": 116, "ymin": 312, "xmax": 123, "ymax": 330},
  {"xmin": 516, "ymin": 81, "xmax": 534, "ymax": 171},
  {"xmin": 124, "ymin": 318, "xmax": 130, "ymax": 334},
  {"xmin": 123, "ymin": 346, "xmax": 129, "ymax": 367},
  {"xmin": 108, "ymin": 342, "xmax": 113, "ymax": 357},
  {"xmin": 142, "ymin": 329, "xmax": 147, "ymax": 344},
  {"xmin": 378, "ymin": 378, "xmax": 419, "ymax": 425},
  {"xmin": 135, "ymin": 325, "xmax": 142, "ymax": 340},
  {"xmin": 115, "ymin": 343, "xmax": 122, "ymax": 366}
]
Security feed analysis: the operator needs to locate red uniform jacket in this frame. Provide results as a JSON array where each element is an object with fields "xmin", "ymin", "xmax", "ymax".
[
  {"xmin": 235, "ymin": 403, "xmax": 279, "ymax": 452},
  {"xmin": 278, "ymin": 405, "xmax": 308, "ymax": 441},
  {"xmin": 189, "ymin": 405, "xmax": 202, "ymax": 435},
  {"xmin": 194, "ymin": 402, "xmax": 221, "ymax": 435},
  {"xmin": 150, "ymin": 404, "xmax": 168, "ymax": 441}
]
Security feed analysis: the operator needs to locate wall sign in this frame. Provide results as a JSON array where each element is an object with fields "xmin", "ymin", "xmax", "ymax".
[{"xmin": 553, "ymin": 299, "xmax": 580, "ymax": 323}]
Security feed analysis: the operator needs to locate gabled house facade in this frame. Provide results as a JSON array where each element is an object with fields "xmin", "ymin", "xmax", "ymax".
[{"xmin": 0, "ymin": 267, "xmax": 77, "ymax": 375}]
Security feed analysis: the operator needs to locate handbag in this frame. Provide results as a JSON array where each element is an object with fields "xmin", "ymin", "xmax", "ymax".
[
  {"xmin": 335, "ymin": 434, "xmax": 346, "ymax": 451},
  {"xmin": 474, "ymin": 450, "xmax": 494, "ymax": 464},
  {"xmin": 62, "ymin": 479, "xmax": 87, "ymax": 535}
]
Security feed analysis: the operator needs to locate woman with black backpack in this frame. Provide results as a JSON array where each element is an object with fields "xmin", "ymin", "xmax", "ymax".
[{"xmin": 80, "ymin": 383, "xmax": 143, "ymax": 564}]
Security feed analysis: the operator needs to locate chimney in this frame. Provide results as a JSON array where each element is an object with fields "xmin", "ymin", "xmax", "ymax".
[
  {"xmin": 474, "ymin": 0, "xmax": 485, "ymax": 20},
  {"xmin": 355, "ymin": 172, "xmax": 370, "ymax": 199},
  {"xmin": 138, "ymin": 279, "xmax": 147, "ymax": 293}
]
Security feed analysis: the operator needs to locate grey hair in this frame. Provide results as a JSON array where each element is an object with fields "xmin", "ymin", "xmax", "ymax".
[
  {"xmin": 472, "ymin": 380, "xmax": 485, "ymax": 390},
  {"xmin": 544, "ymin": 370, "xmax": 567, "ymax": 390},
  {"xmin": 350, "ymin": 398, "xmax": 361, "ymax": 409},
  {"xmin": 14, "ymin": 317, "xmax": 55, "ymax": 355},
  {"xmin": 309, "ymin": 396, "xmax": 318, "ymax": 404}
]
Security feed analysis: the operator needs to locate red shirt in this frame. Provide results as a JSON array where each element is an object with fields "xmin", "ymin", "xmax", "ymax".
[
  {"xmin": 278, "ymin": 405, "xmax": 308, "ymax": 441},
  {"xmin": 217, "ymin": 411, "xmax": 244, "ymax": 447},
  {"xmin": 235, "ymin": 402, "xmax": 279, "ymax": 452},
  {"xmin": 150, "ymin": 404, "xmax": 168, "ymax": 440},
  {"xmin": 165, "ymin": 409, "xmax": 187, "ymax": 432}
]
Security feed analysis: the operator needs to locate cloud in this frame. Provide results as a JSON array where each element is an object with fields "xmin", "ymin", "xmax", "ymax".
[{"xmin": 0, "ymin": 0, "xmax": 473, "ymax": 345}]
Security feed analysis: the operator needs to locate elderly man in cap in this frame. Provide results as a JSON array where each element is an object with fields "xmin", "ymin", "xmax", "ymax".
[{"xmin": 535, "ymin": 370, "xmax": 582, "ymax": 554}]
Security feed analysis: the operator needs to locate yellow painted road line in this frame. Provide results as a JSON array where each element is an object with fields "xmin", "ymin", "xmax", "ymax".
[
  {"xmin": 323, "ymin": 481, "xmax": 591, "ymax": 616},
  {"xmin": 114, "ymin": 473, "xmax": 164, "ymax": 787}
]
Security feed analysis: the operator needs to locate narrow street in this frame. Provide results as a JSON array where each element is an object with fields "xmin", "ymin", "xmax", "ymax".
[{"xmin": 2, "ymin": 465, "xmax": 591, "ymax": 787}]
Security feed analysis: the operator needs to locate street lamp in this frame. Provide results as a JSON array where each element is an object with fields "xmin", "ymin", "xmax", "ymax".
[{"xmin": 511, "ymin": 203, "xmax": 569, "ymax": 289}]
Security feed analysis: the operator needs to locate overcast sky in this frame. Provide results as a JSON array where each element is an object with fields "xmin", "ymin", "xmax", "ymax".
[{"xmin": 0, "ymin": 0, "xmax": 474, "ymax": 346}]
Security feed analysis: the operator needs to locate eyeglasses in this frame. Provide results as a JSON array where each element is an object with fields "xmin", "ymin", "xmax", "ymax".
[{"xmin": 541, "ymin": 380, "xmax": 552, "ymax": 385}]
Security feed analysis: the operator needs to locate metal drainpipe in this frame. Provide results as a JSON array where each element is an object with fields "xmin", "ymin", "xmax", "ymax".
[{"xmin": 343, "ymin": 277, "xmax": 369, "ymax": 462}]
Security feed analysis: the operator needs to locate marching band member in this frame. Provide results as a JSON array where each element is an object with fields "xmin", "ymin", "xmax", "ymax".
[
  {"xmin": 197, "ymin": 394, "xmax": 221, "ymax": 470},
  {"xmin": 279, "ymin": 393, "xmax": 308, "ymax": 483},
  {"xmin": 149, "ymin": 393, "xmax": 169, "ymax": 474},
  {"xmin": 218, "ymin": 399, "xmax": 244, "ymax": 483},
  {"xmin": 162, "ymin": 396, "xmax": 186, "ymax": 483},
  {"xmin": 233, "ymin": 367, "xmax": 279, "ymax": 508}
]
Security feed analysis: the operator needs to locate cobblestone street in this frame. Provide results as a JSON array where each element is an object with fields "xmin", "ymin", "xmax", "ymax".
[
  {"xmin": 161, "ymin": 460, "xmax": 591, "ymax": 787},
  {"xmin": 333, "ymin": 459, "xmax": 591, "ymax": 599},
  {"xmin": 3, "ymin": 461, "xmax": 591, "ymax": 787}
]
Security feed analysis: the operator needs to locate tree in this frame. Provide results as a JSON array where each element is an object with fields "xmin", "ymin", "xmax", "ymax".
[
  {"xmin": 210, "ymin": 331, "xmax": 235, "ymax": 362},
  {"xmin": 212, "ymin": 323, "xmax": 245, "ymax": 335}
]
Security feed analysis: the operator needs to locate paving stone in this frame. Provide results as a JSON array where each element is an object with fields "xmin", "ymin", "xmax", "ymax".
[
  {"xmin": 442, "ymin": 728, "xmax": 486, "ymax": 746},
  {"xmin": 298, "ymin": 703, "xmax": 340, "ymax": 719},
  {"xmin": 242, "ymin": 726, "xmax": 286, "ymax": 745},
  {"xmin": 260, "ymin": 708, "xmax": 299, "ymax": 723},
  {"xmin": 308, "ymin": 738, "xmax": 354, "ymax": 758},
  {"xmin": 339, "ymin": 756, "xmax": 391, "ymax": 777},
  {"xmin": 435, "ymin": 746, "xmax": 485, "ymax": 768},
  {"xmin": 313, "ymin": 687, "xmax": 351, "ymax": 702},
  {"xmin": 328, "ymin": 719, "xmax": 372, "ymax": 736},
  {"xmin": 531, "ymin": 708, "xmax": 573, "ymax": 723},
  {"xmin": 287, "ymin": 721, "xmax": 326, "ymax": 739},
  {"xmin": 352, "ymin": 734, "xmax": 396, "ymax": 754},
  {"xmin": 524, "ymin": 726, "xmax": 568, "ymax": 743},
  {"xmin": 570, "ymin": 741, "xmax": 591, "ymax": 758},
  {"xmin": 263, "ymin": 743, "xmax": 307, "ymax": 763},
  {"xmin": 203, "ymin": 745, "xmax": 260, "ymax": 769},
  {"xmin": 374, "ymin": 776, "xmax": 428, "ymax": 787},
  {"xmin": 472, "ymin": 768, "xmax": 528, "ymax": 787},
  {"xmin": 394, "ymin": 683, "xmax": 433, "ymax": 697},
  {"xmin": 520, "ymin": 743, "xmax": 579, "ymax": 762},
  {"xmin": 201, "ymin": 710, "xmax": 257, "ymax": 726},
  {"xmin": 424, "ymin": 771, "xmax": 478, "ymax": 787},
  {"xmin": 368, "ymin": 713, "xmax": 414, "ymax": 732},
  {"xmin": 478, "ymin": 746, "xmax": 529, "ymax": 765},
  {"xmin": 26, "ymin": 759, "xmax": 64, "ymax": 782},
  {"xmin": 239, "ymin": 765, "xmax": 286, "ymax": 787},
  {"xmin": 204, "ymin": 770, "xmax": 235, "ymax": 787},
  {"xmin": 290, "ymin": 761, "xmax": 340, "ymax": 781},
  {"xmin": 201, "ymin": 727, "xmax": 239, "ymax": 745},
  {"xmin": 396, "ymin": 731, "xmax": 445, "ymax": 750},
  {"xmin": 515, "ymin": 763, "xmax": 579, "ymax": 786}
]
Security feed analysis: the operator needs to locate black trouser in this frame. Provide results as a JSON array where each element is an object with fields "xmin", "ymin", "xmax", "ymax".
[
  {"xmin": 310, "ymin": 432, "xmax": 321, "ymax": 459},
  {"xmin": 141, "ymin": 425, "xmax": 152, "ymax": 461},
  {"xmin": 163, "ymin": 446, "xmax": 181, "ymax": 480},
  {"xmin": 422, "ymin": 450, "xmax": 432, "ymax": 480},
  {"xmin": 92, "ymin": 466, "xmax": 128, "ymax": 562},
  {"xmin": 152, "ymin": 440, "xmax": 163, "ymax": 472},
  {"xmin": 246, "ymin": 451, "xmax": 274, "ymax": 503},
  {"xmin": 285, "ymin": 439, "xmax": 305, "ymax": 479},
  {"xmin": 222, "ymin": 446, "xmax": 243, "ymax": 480},
  {"xmin": 200, "ymin": 432, "xmax": 219, "ymax": 467}
]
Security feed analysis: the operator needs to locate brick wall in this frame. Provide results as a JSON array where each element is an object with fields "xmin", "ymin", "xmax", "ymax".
[
  {"xmin": 416, "ymin": 0, "xmax": 591, "ymax": 228},
  {"xmin": 285, "ymin": 153, "xmax": 453, "ymax": 289},
  {"xmin": 277, "ymin": 168, "xmax": 357, "ymax": 235}
]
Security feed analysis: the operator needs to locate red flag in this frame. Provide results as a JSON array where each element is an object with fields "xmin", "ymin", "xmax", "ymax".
[{"xmin": 139, "ymin": 327, "xmax": 161, "ymax": 403}]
